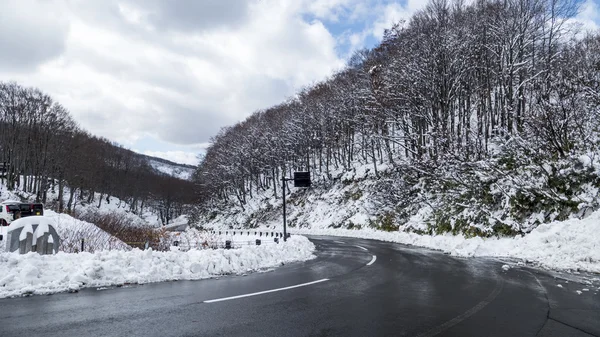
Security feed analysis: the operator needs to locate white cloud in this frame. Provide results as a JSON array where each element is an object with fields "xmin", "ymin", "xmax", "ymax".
[
  {"xmin": 1, "ymin": 0, "xmax": 437, "ymax": 157},
  {"xmin": 344, "ymin": 1, "xmax": 428, "ymax": 52},
  {"xmin": 0, "ymin": 0, "xmax": 344, "ymax": 150},
  {"xmin": 573, "ymin": 0, "xmax": 600, "ymax": 33},
  {"xmin": 0, "ymin": 0, "xmax": 69, "ymax": 72},
  {"xmin": 305, "ymin": 0, "xmax": 355, "ymax": 21}
]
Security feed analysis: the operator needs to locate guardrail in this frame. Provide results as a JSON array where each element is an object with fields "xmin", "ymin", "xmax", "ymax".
[
  {"xmin": 170, "ymin": 231, "xmax": 292, "ymax": 252},
  {"xmin": 75, "ymin": 231, "xmax": 293, "ymax": 253},
  {"xmin": 208, "ymin": 230, "xmax": 291, "ymax": 239}
]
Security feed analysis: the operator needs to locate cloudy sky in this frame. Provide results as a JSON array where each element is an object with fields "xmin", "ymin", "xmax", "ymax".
[{"xmin": 1, "ymin": 0, "xmax": 599, "ymax": 165}]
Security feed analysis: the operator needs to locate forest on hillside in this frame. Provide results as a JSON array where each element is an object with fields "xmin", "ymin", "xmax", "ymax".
[
  {"xmin": 0, "ymin": 82, "xmax": 196, "ymax": 225},
  {"xmin": 194, "ymin": 0, "xmax": 600, "ymax": 236}
]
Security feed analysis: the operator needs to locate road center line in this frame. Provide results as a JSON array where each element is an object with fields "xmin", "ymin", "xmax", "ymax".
[
  {"xmin": 367, "ymin": 255, "xmax": 377, "ymax": 266},
  {"xmin": 334, "ymin": 240, "xmax": 345, "ymax": 244},
  {"xmin": 356, "ymin": 245, "xmax": 368, "ymax": 251},
  {"xmin": 204, "ymin": 279, "xmax": 330, "ymax": 303}
]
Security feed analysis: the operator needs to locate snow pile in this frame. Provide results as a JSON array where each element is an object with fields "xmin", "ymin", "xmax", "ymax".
[
  {"xmin": 168, "ymin": 227, "xmax": 219, "ymax": 250},
  {"xmin": 1, "ymin": 211, "xmax": 129, "ymax": 253},
  {"xmin": 0, "ymin": 235, "xmax": 315, "ymax": 298},
  {"xmin": 43, "ymin": 210, "xmax": 130, "ymax": 253},
  {"xmin": 295, "ymin": 209, "xmax": 600, "ymax": 273}
]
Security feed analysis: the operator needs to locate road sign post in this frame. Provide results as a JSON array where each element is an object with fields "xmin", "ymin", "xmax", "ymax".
[
  {"xmin": 282, "ymin": 171, "xmax": 311, "ymax": 242},
  {"xmin": 282, "ymin": 176, "xmax": 289, "ymax": 242}
]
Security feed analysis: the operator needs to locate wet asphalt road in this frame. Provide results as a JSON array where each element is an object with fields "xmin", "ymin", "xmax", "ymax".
[{"xmin": 0, "ymin": 236, "xmax": 598, "ymax": 337}]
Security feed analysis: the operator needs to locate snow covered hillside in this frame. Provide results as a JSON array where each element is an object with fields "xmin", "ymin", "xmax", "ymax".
[
  {"xmin": 1, "ymin": 176, "xmax": 165, "ymax": 228},
  {"xmin": 199, "ymin": 149, "xmax": 600, "ymax": 235},
  {"xmin": 196, "ymin": 158, "xmax": 600, "ymax": 274},
  {"xmin": 0, "ymin": 182, "xmax": 131, "ymax": 253},
  {"xmin": 198, "ymin": 163, "xmax": 386, "ymax": 231},
  {"xmin": 0, "ymin": 177, "xmax": 170, "ymax": 254},
  {"xmin": 190, "ymin": 0, "xmax": 600, "ymax": 275},
  {"xmin": 145, "ymin": 155, "xmax": 196, "ymax": 180},
  {"xmin": 45, "ymin": 210, "xmax": 131, "ymax": 253},
  {"xmin": 0, "ymin": 211, "xmax": 130, "ymax": 253},
  {"xmin": 0, "ymin": 235, "xmax": 314, "ymax": 298}
]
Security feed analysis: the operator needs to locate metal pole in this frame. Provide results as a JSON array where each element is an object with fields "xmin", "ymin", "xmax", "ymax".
[{"xmin": 282, "ymin": 175, "xmax": 287, "ymax": 242}]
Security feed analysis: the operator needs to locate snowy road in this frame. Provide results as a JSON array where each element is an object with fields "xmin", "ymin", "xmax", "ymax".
[{"xmin": 0, "ymin": 237, "xmax": 599, "ymax": 337}]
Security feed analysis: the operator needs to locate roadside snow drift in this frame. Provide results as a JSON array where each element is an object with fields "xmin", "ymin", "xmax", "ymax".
[
  {"xmin": 0, "ymin": 235, "xmax": 315, "ymax": 298},
  {"xmin": 0, "ymin": 210, "xmax": 130, "ymax": 253},
  {"xmin": 43, "ymin": 210, "xmax": 131, "ymax": 253},
  {"xmin": 296, "ymin": 210, "xmax": 600, "ymax": 273}
]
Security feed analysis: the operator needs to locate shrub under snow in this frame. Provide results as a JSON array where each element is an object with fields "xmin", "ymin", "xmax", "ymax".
[{"xmin": 44, "ymin": 210, "xmax": 131, "ymax": 253}]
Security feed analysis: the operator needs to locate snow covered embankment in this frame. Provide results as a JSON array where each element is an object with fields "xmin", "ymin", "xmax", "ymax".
[
  {"xmin": 44, "ymin": 210, "xmax": 131, "ymax": 252},
  {"xmin": 0, "ymin": 235, "xmax": 315, "ymax": 298},
  {"xmin": 297, "ymin": 210, "xmax": 600, "ymax": 274}
]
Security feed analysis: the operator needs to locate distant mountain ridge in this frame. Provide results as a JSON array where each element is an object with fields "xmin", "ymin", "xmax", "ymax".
[{"xmin": 139, "ymin": 154, "xmax": 196, "ymax": 180}]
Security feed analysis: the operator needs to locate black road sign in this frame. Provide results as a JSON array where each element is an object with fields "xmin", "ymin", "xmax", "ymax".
[{"xmin": 293, "ymin": 171, "xmax": 311, "ymax": 187}]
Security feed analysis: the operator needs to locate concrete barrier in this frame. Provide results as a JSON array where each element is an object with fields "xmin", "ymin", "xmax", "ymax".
[{"xmin": 5, "ymin": 217, "xmax": 60, "ymax": 254}]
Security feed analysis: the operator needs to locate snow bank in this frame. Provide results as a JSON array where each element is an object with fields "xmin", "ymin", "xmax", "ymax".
[
  {"xmin": 0, "ymin": 211, "xmax": 129, "ymax": 253},
  {"xmin": 7, "ymin": 216, "xmax": 51, "ymax": 231},
  {"xmin": 296, "ymin": 210, "xmax": 600, "ymax": 273},
  {"xmin": 0, "ymin": 235, "xmax": 315, "ymax": 298},
  {"xmin": 43, "ymin": 210, "xmax": 130, "ymax": 253}
]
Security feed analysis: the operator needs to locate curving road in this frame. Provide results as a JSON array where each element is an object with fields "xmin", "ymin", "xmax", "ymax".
[{"xmin": 0, "ymin": 236, "xmax": 598, "ymax": 337}]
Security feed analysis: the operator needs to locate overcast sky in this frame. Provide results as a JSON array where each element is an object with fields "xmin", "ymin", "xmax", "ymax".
[{"xmin": 1, "ymin": 0, "xmax": 599, "ymax": 165}]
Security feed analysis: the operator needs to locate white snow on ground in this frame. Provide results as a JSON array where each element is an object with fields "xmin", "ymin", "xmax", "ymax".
[
  {"xmin": 1, "ymin": 177, "xmax": 163, "ymax": 228},
  {"xmin": 1, "ymin": 212, "xmax": 129, "ymax": 253},
  {"xmin": 163, "ymin": 215, "xmax": 189, "ymax": 232},
  {"xmin": 292, "ymin": 209, "xmax": 600, "ymax": 274},
  {"xmin": 201, "ymin": 162, "xmax": 385, "ymax": 231},
  {"xmin": 0, "ymin": 235, "xmax": 315, "ymax": 298},
  {"xmin": 148, "ymin": 159, "xmax": 194, "ymax": 180},
  {"xmin": 44, "ymin": 211, "xmax": 130, "ymax": 253}
]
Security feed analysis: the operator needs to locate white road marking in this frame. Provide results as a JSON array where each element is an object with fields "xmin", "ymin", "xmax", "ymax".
[
  {"xmin": 334, "ymin": 240, "xmax": 345, "ymax": 244},
  {"xmin": 356, "ymin": 245, "xmax": 368, "ymax": 251},
  {"xmin": 204, "ymin": 279, "xmax": 330, "ymax": 303},
  {"xmin": 367, "ymin": 255, "xmax": 377, "ymax": 266}
]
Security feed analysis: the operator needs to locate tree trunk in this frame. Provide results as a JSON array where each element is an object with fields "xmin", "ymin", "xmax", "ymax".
[{"xmin": 67, "ymin": 186, "xmax": 76, "ymax": 213}]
